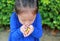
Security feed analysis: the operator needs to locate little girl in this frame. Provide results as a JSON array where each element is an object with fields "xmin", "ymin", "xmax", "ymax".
[{"xmin": 9, "ymin": 0, "xmax": 43, "ymax": 41}]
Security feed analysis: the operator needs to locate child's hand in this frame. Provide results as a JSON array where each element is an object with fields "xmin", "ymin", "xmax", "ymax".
[
  {"xmin": 23, "ymin": 25, "xmax": 34, "ymax": 37},
  {"xmin": 20, "ymin": 25, "xmax": 27, "ymax": 33}
]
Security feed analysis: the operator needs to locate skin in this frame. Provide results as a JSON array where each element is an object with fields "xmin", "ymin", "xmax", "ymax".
[
  {"xmin": 17, "ymin": 7, "xmax": 37, "ymax": 37},
  {"xmin": 17, "ymin": 7, "xmax": 37, "ymax": 26}
]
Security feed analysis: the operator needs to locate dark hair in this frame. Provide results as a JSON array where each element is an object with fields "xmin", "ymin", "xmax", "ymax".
[{"xmin": 15, "ymin": 0, "xmax": 38, "ymax": 14}]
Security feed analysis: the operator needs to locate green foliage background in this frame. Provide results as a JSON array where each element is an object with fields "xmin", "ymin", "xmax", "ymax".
[
  {"xmin": 0, "ymin": 0, "xmax": 60, "ymax": 30},
  {"xmin": 0, "ymin": 0, "xmax": 15, "ymax": 25}
]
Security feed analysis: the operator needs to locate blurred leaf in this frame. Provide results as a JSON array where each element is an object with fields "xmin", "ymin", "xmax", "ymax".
[{"xmin": 41, "ymin": 0, "xmax": 50, "ymax": 5}]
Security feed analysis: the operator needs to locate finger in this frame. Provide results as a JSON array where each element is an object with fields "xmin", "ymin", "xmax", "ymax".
[{"xmin": 25, "ymin": 24, "xmax": 30, "ymax": 27}]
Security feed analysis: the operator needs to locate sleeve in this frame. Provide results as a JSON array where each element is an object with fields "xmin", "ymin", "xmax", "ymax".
[
  {"xmin": 10, "ymin": 12, "xmax": 23, "ymax": 41},
  {"xmin": 31, "ymin": 13, "xmax": 43, "ymax": 38}
]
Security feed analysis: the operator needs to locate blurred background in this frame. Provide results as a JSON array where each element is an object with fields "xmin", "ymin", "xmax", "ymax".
[{"xmin": 0, "ymin": 0, "xmax": 60, "ymax": 41}]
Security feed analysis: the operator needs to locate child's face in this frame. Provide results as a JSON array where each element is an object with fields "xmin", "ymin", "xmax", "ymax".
[{"xmin": 17, "ymin": 7, "xmax": 36, "ymax": 25}]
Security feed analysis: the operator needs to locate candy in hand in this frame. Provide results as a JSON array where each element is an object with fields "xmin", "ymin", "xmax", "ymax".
[
  {"xmin": 23, "ymin": 25, "xmax": 34, "ymax": 37},
  {"xmin": 24, "ymin": 27, "xmax": 31, "ymax": 35}
]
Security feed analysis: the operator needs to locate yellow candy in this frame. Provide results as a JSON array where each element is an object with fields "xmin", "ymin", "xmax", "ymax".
[{"xmin": 24, "ymin": 27, "xmax": 31, "ymax": 34}]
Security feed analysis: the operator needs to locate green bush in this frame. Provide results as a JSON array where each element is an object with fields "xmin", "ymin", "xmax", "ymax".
[
  {"xmin": 0, "ymin": 0, "xmax": 15, "ymax": 25},
  {"xmin": 0, "ymin": 0, "xmax": 60, "ymax": 30},
  {"xmin": 38, "ymin": 0, "xmax": 60, "ymax": 30}
]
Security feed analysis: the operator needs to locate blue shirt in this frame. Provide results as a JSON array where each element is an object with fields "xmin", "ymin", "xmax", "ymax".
[{"xmin": 9, "ymin": 12, "xmax": 43, "ymax": 41}]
